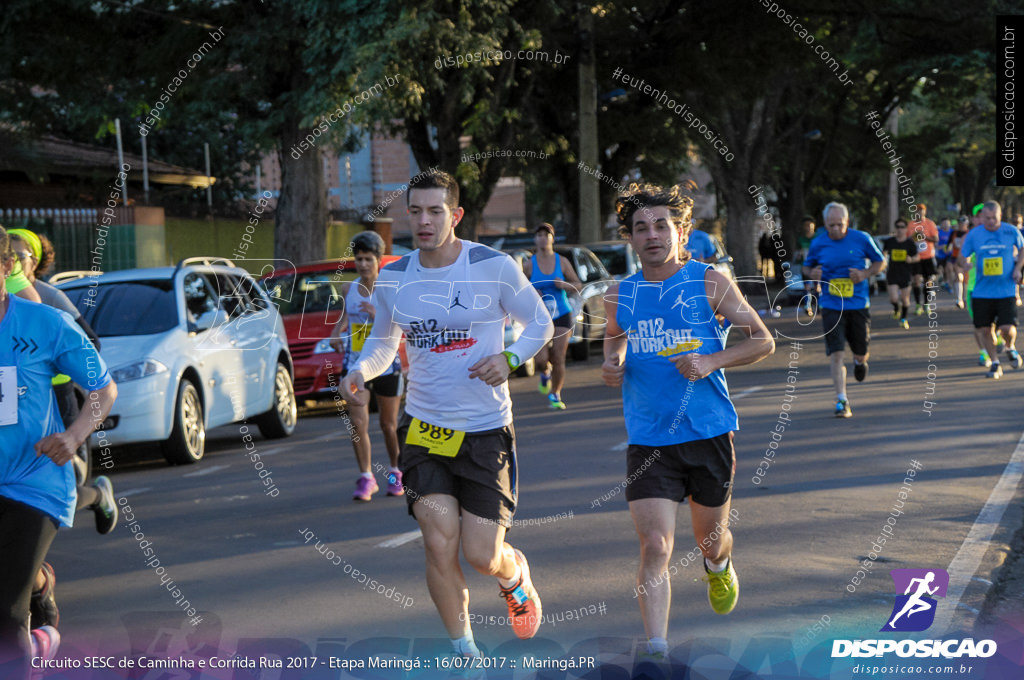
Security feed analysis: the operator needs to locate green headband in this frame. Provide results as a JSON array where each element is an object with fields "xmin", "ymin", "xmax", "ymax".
[{"xmin": 7, "ymin": 228, "xmax": 41, "ymax": 261}]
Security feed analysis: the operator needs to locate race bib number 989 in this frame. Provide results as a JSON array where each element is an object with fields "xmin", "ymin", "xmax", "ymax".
[{"xmin": 406, "ymin": 417, "xmax": 465, "ymax": 457}]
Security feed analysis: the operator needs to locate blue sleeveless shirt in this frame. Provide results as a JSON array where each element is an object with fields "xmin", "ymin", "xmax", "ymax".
[
  {"xmin": 530, "ymin": 253, "xmax": 573, "ymax": 319},
  {"xmin": 616, "ymin": 260, "xmax": 737, "ymax": 446}
]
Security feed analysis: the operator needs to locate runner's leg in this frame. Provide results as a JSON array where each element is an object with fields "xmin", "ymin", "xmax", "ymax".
[
  {"xmin": 413, "ymin": 495, "xmax": 469, "ymax": 638},
  {"xmin": 629, "ymin": 498, "xmax": 677, "ymax": 641}
]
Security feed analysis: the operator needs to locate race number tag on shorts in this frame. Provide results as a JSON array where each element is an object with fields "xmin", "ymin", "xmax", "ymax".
[
  {"xmin": 983, "ymin": 257, "xmax": 1003, "ymax": 276},
  {"xmin": 830, "ymin": 278, "xmax": 854, "ymax": 298},
  {"xmin": 351, "ymin": 322, "xmax": 372, "ymax": 352},
  {"xmin": 891, "ymin": 250, "xmax": 907, "ymax": 262},
  {"xmin": 406, "ymin": 417, "xmax": 465, "ymax": 457},
  {"xmin": 543, "ymin": 295, "xmax": 558, "ymax": 317},
  {"xmin": 0, "ymin": 366, "xmax": 17, "ymax": 426}
]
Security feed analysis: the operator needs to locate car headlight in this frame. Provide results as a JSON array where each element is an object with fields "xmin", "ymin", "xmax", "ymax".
[
  {"xmin": 109, "ymin": 359, "xmax": 169, "ymax": 383},
  {"xmin": 312, "ymin": 339, "xmax": 336, "ymax": 354}
]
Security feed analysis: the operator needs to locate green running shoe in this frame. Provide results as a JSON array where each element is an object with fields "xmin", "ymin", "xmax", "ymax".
[{"xmin": 704, "ymin": 558, "xmax": 739, "ymax": 615}]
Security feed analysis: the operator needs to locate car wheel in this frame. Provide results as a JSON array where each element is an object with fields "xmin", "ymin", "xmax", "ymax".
[
  {"xmin": 255, "ymin": 362, "xmax": 297, "ymax": 439},
  {"xmin": 570, "ymin": 338, "xmax": 590, "ymax": 361},
  {"xmin": 162, "ymin": 379, "xmax": 205, "ymax": 465},
  {"xmin": 570, "ymin": 316, "xmax": 591, "ymax": 361}
]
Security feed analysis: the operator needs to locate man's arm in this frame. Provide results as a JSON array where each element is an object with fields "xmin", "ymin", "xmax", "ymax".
[
  {"xmin": 343, "ymin": 281, "xmax": 402, "ymax": 405},
  {"xmin": 328, "ymin": 282, "xmax": 351, "ymax": 352},
  {"xmin": 669, "ymin": 269, "xmax": 774, "ymax": 381},
  {"xmin": 469, "ymin": 256, "xmax": 553, "ymax": 387},
  {"xmin": 36, "ymin": 381, "xmax": 117, "ymax": 466},
  {"xmin": 601, "ymin": 283, "xmax": 627, "ymax": 387}
]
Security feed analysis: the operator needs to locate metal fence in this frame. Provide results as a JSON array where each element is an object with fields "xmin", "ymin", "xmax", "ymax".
[{"xmin": 1, "ymin": 208, "xmax": 136, "ymax": 273}]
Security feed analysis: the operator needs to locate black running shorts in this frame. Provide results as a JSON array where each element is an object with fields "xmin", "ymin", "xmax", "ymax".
[
  {"xmin": 624, "ymin": 433, "xmax": 735, "ymax": 507},
  {"xmin": 972, "ymin": 297, "xmax": 1018, "ymax": 329},
  {"xmin": 822, "ymin": 307, "xmax": 870, "ymax": 356},
  {"xmin": 912, "ymin": 258, "xmax": 937, "ymax": 279},
  {"xmin": 552, "ymin": 311, "xmax": 574, "ymax": 329},
  {"xmin": 398, "ymin": 413, "xmax": 518, "ymax": 527},
  {"xmin": 366, "ymin": 372, "xmax": 404, "ymax": 398}
]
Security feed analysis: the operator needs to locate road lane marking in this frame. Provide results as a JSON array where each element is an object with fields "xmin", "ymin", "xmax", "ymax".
[
  {"xmin": 611, "ymin": 441, "xmax": 629, "ymax": 451},
  {"xmin": 116, "ymin": 487, "xmax": 152, "ymax": 498},
  {"xmin": 183, "ymin": 464, "xmax": 231, "ymax": 477},
  {"xmin": 935, "ymin": 428, "xmax": 1024, "ymax": 633},
  {"xmin": 733, "ymin": 386, "xmax": 763, "ymax": 399},
  {"xmin": 377, "ymin": 530, "xmax": 422, "ymax": 548}
]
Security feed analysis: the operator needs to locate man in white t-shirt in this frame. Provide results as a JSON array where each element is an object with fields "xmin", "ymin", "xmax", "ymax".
[{"xmin": 342, "ymin": 170, "xmax": 553, "ymax": 659}]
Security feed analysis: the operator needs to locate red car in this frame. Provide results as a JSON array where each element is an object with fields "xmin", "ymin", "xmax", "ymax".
[{"xmin": 260, "ymin": 258, "xmax": 404, "ymax": 402}]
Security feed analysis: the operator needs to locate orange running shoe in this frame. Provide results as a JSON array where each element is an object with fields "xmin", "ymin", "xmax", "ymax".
[{"xmin": 498, "ymin": 549, "xmax": 542, "ymax": 639}]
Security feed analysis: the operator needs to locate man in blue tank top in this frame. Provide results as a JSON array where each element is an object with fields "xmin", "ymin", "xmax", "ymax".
[
  {"xmin": 601, "ymin": 183, "xmax": 774, "ymax": 661},
  {"xmin": 802, "ymin": 202, "xmax": 885, "ymax": 418}
]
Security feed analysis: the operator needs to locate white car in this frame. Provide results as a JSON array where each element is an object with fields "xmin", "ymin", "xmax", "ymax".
[{"xmin": 56, "ymin": 258, "xmax": 296, "ymax": 465}]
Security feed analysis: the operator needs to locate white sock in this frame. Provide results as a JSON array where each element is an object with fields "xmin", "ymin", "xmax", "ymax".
[
  {"xmin": 498, "ymin": 562, "xmax": 521, "ymax": 589},
  {"xmin": 388, "ymin": 467, "xmax": 400, "ymax": 473},
  {"xmin": 647, "ymin": 637, "xmax": 668, "ymax": 655},
  {"xmin": 451, "ymin": 634, "xmax": 480, "ymax": 656},
  {"xmin": 360, "ymin": 472, "xmax": 373, "ymax": 479},
  {"xmin": 705, "ymin": 556, "xmax": 729, "ymax": 573},
  {"xmin": 837, "ymin": 393, "xmax": 847, "ymax": 403}
]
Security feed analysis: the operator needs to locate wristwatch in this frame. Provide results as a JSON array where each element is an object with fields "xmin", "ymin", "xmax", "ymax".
[{"xmin": 502, "ymin": 350, "xmax": 521, "ymax": 370}]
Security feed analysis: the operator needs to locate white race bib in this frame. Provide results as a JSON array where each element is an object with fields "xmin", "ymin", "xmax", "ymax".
[{"xmin": 0, "ymin": 366, "xmax": 18, "ymax": 426}]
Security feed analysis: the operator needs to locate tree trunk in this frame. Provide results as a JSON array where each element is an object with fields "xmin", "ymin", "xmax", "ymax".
[{"xmin": 275, "ymin": 121, "xmax": 327, "ymax": 264}]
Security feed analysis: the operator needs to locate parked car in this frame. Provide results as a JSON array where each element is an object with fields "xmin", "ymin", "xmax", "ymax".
[
  {"xmin": 55, "ymin": 258, "xmax": 296, "ymax": 465},
  {"xmin": 259, "ymin": 257, "xmax": 401, "ymax": 403},
  {"xmin": 508, "ymin": 244, "xmax": 612, "ymax": 361},
  {"xmin": 586, "ymin": 240, "xmax": 641, "ymax": 280}
]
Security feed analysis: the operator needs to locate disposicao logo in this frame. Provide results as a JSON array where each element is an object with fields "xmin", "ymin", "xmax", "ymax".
[
  {"xmin": 881, "ymin": 568, "xmax": 948, "ymax": 632},
  {"xmin": 831, "ymin": 567, "xmax": 997, "ymax": 659}
]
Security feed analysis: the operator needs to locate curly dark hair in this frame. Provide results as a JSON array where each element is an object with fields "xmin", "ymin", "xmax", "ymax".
[
  {"xmin": 35, "ymin": 234, "xmax": 56, "ymax": 276},
  {"xmin": 0, "ymin": 225, "xmax": 12, "ymax": 269},
  {"xmin": 615, "ymin": 183, "xmax": 695, "ymax": 261}
]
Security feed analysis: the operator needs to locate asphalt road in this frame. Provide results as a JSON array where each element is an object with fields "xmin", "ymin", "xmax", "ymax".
[{"xmin": 44, "ymin": 290, "xmax": 1024, "ymax": 679}]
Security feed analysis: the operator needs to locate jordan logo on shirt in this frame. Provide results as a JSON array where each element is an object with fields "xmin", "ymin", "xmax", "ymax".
[{"xmin": 449, "ymin": 291, "xmax": 467, "ymax": 310}]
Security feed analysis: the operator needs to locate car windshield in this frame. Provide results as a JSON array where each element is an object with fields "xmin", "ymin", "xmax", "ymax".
[
  {"xmin": 261, "ymin": 271, "xmax": 355, "ymax": 316},
  {"xmin": 63, "ymin": 280, "xmax": 177, "ymax": 337},
  {"xmin": 590, "ymin": 245, "xmax": 628, "ymax": 277}
]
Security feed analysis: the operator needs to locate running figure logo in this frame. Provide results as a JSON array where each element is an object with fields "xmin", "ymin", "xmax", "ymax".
[
  {"xmin": 449, "ymin": 290, "xmax": 468, "ymax": 310},
  {"xmin": 881, "ymin": 568, "xmax": 949, "ymax": 632}
]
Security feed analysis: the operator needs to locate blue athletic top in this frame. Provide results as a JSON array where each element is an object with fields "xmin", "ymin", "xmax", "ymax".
[
  {"xmin": 616, "ymin": 261, "xmax": 737, "ymax": 446},
  {"xmin": 0, "ymin": 294, "xmax": 111, "ymax": 527},
  {"xmin": 961, "ymin": 222, "xmax": 1024, "ymax": 299},
  {"xmin": 803, "ymin": 229, "xmax": 884, "ymax": 311},
  {"xmin": 530, "ymin": 253, "xmax": 573, "ymax": 319},
  {"xmin": 685, "ymin": 229, "xmax": 717, "ymax": 261},
  {"xmin": 936, "ymin": 226, "xmax": 953, "ymax": 257}
]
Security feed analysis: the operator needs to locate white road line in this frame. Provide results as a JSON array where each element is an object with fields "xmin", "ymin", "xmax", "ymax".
[
  {"xmin": 936, "ymin": 428, "xmax": 1024, "ymax": 634},
  {"xmin": 115, "ymin": 487, "xmax": 152, "ymax": 498},
  {"xmin": 610, "ymin": 441, "xmax": 629, "ymax": 451},
  {"xmin": 733, "ymin": 386, "xmax": 764, "ymax": 400},
  {"xmin": 255, "ymin": 446, "xmax": 287, "ymax": 457},
  {"xmin": 183, "ymin": 464, "xmax": 231, "ymax": 477},
  {"xmin": 377, "ymin": 530, "xmax": 423, "ymax": 548}
]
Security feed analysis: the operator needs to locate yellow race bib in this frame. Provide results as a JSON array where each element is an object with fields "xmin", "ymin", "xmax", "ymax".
[
  {"xmin": 891, "ymin": 250, "xmax": 907, "ymax": 262},
  {"xmin": 983, "ymin": 257, "xmax": 1003, "ymax": 277},
  {"xmin": 351, "ymin": 322, "xmax": 372, "ymax": 352},
  {"xmin": 406, "ymin": 418, "xmax": 466, "ymax": 457},
  {"xmin": 830, "ymin": 278, "xmax": 854, "ymax": 298}
]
